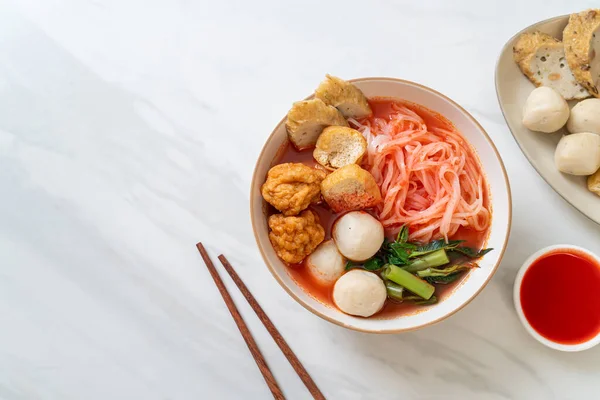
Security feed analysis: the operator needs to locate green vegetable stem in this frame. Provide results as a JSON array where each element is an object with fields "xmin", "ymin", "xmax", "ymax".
[
  {"xmin": 402, "ymin": 249, "xmax": 450, "ymax": 273},
  {"xmin": 423, "ymin": 273, "xmax": 462, "ymax": 285},
  {"xmin": 416, "ymin": 263, "xmax": 474, "ymax": 278},
  {"xmin": 385, "ymin": 281, "xmax": 404, "ymax": 301},
  {"xmin": 382, "ymin": 264, "xmax": 435, "ymax": 300},
  {"xmin": 404, "ymin": 295, "xmax": 439, "ymax": 305}
]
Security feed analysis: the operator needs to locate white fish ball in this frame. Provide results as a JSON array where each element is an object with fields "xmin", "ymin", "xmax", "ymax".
[
  {"xmin": 555, "ymin": 132, "xmax": 600, "ymax": 175},
  {"xmin": 333, "ymin": 211, "xmax": 384, "ymax": 262},
  {"xmin": 333, "ymin": 270, "xmax": 386, "ymax": 317},
  {"xmin": 567, "ymin": 98, "xmax": 600, "ymax": 134},
  {"xmin": 522, "ymin": 87, "xmax": 569, "ymax": 133},
  {"xmin": 306, "ymin": 240, "xmax": 346, "ymax": 285}
]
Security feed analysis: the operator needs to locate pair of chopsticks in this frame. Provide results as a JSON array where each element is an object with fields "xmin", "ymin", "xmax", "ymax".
[{"xmin": 196, "ymin": 243, "xmax": 325, "ymax": 400}]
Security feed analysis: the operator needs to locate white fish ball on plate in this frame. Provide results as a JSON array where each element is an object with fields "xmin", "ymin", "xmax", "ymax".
[
  {"xmin": 554, "ymin": 132, "xmax": 600, "ymax": 175},
  {"xmin": 522, "ymin": 87, "xmax": 569, "ymax": 133},
  {"xmin": 306, "ymin": 240, "xmax": 346, "ymax": 285},
  {"xmin": 332, "ymin": 211, "xmax": 384, "ymax": 262},
  {"xmin": 567, "ymin": 99, "xmax": 600, "ymax": 134},
  {"xmin": 333, "ymin": 270, "xmax": 386, "ymax": 317}
]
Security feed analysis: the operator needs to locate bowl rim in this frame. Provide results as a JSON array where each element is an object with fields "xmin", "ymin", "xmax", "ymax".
[
  {"xmin": 250, "ymin": 77, "xmax": 513, "ymax": 333},
  {"xmin": 513, "ymin": 244, "xmax": 600, "ymax": 351}
]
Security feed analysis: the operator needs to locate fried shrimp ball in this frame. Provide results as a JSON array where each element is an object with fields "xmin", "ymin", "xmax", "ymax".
[
  {"xmin": 268, "ymin": 210, "xmax": 325, "ymax": 264},
  {"xmin": 261, "ymin": 163, "xmax": 327, "ymax": 216}
]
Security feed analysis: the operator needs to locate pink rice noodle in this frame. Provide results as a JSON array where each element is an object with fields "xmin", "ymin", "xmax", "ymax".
[{"xmin": 350, "ymin": 103, "xmax": 491, "ymax": 243}]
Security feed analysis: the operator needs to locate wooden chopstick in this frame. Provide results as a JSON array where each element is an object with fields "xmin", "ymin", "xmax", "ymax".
[
  {"xmin": 218, "ymin": 254, "xmax": 326, "ymax": 400},
  {"xmin": 196, "ymin": 243, "xmax": 285, "ymax": 400}
]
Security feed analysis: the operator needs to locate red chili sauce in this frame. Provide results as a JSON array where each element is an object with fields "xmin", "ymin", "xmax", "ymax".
[{"xmin": 520, "ymin": 250, "xmax": 600, "ymax": 344}]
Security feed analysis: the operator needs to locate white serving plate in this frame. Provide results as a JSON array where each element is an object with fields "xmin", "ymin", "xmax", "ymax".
[
  {"xmin": 496, "ymin": 15, "xmax": 600, "ymax": 225},
  {"xmin": 251, "ymin": 77, "xmax": 512, "ymax": 333}
]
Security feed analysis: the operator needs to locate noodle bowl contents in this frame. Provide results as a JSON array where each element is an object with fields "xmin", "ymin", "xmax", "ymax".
[
  {"xmin": 353, "ymin": 100, "xmax": 491, "ymax": 243},
  {"xmin": 261, "ymin": 75, "xmax": 493, "ymax": 318}
]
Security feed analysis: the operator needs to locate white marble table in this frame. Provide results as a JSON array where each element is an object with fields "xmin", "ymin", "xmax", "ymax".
[{"xmin": 2, "ymin": 1, "xmax": 600, "ymax": 399}]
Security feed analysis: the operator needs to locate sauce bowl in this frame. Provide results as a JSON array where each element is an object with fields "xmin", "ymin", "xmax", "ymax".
[{"xmin": 513, "ymin": 244, "xmax": 600, "ymax": 351}]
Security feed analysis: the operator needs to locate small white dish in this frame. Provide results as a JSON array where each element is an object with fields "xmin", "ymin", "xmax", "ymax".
[{"xmin": 513, "ymin": 244, "xmax": 600, "ymax": 351}]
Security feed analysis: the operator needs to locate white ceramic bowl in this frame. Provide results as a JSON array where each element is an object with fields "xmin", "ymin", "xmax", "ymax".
[
  {"xmin": 251, "ymin": 77, "xmax": 512, "ymax": 333},
  {"xmin": 513, "ymin": 244, "xmax": 600, "ymax": 351}
]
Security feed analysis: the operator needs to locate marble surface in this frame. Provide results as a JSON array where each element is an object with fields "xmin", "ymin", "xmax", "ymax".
[{"xmin": 2, "ymin": 0, "xmax": 600, "ymax": 399}]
